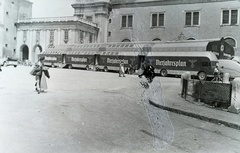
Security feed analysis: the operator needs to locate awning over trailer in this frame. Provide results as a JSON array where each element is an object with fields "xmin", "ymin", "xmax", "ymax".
[
  {"xmin": 70, "ymin": 44, "xmax": 102, "ymax": 52},
  {"xmin": 40, "ymin": 45, "xmax": 72, "ymax": 55},
  {"xmin": 40, "ymin": 50, "xmax": 67, "ymax": 55},
  {"xmin": 104, "ymin": 42, "xmax": 153, "ymax": 54},
  {"xmin": 152, "ymin": 41, "xmax": 209, "ymax": 52},
  {"xmin": 66, "ymin": 51, "xmax": 99, "ymax": 55},
  {"xmin": 100, "ymin": 51, "xmax": 138, "ymax": 56}
]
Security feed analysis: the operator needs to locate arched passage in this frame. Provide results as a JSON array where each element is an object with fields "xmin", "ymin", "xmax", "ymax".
[
  {"xmin": 20, "ymin": 45, "xmax": 29, "ymax": 61},
  {"xmin": 33, "ymin": 44, "xmax": 43, "ymax": 63}
]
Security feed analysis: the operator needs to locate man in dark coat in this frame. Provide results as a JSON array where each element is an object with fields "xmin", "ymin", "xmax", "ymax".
[{"xmin": 138, "ymin": 65, "xmax": 156, "ymax": 83}]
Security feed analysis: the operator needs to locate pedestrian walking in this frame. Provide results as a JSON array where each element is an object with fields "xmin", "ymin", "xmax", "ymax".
[
  {"xmin": 30, "ymin": 57, "xmax": 50, "ymax": 94},
  {"xmin": 119, "ymin": 60, "xmax": 125, "ymax": 77},
  {"xmin": 212, "ymin": 65, "xmax": 220, "ymax": 82},
  {"xmin": 181, "ymin": 71, "xmax": 191, "ymax": 99}
]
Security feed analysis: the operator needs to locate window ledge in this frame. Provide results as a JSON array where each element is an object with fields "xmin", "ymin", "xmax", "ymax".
[
  {"xmin": 120, "ymin": 27, "xmax": 133, "ymax": 30},
  {"xmin": 220, "ymin": 24, "xmax": 239, "ymax": 27},
  {"xmin": 184, "ymin": 25, "xmax": 200, "ymax": 28},
  {"xmin": 150, "ymin": 26, "xmax": 165, "ymax": 29}
]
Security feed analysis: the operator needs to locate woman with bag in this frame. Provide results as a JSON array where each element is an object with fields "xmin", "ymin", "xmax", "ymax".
[{"xmin": 33, "ymin": 57, "xmax": 50, "ymax": 94}]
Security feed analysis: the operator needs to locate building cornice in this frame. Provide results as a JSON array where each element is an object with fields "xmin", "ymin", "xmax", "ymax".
[
  {"xmin": 15, "ymin": 16, "xmax": 98, "ymax": 28},
  {"xmin": 71, "ymin": 2, "xmax": 110, "ymax": 9},
  {"xmin": 111, "ymin": 0, "xmax": 239, "ymax": 8}
]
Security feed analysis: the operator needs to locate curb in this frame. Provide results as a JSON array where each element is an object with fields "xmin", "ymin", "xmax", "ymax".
[{"xmin": 149, "ymin": 100, "xmax": 240, "ymax": 130}]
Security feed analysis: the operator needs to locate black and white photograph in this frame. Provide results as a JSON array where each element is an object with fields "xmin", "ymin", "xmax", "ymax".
[{"xmin": 0, "ymin": 0, "xmax": 240, "ymax": 152}]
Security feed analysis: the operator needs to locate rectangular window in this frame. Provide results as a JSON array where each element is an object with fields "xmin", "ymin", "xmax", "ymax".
[
  {"xmin": 89, "ymin": 33, "xmax": 93, "ymax": 43},
  {"xmin": 79, "ymin": 31, "xmax": 84, "ymax": 44},
  {"xmin": 36, "ymin": 31, "xmax": 40, "ymax": 42},
  {"xmin": 231, "ymin": 10, "xmax": 238, "ymax": 24},
  {"xmin": 185, "ymin": 11, "xmax": 200, "ymax": 26},
  {"xmin": 49, "ymin": 30, "xmax": 54, "ymax": 47},
  {"xmin": 122, "ymin": 16, "xmax": 127, "ymax": 27},
  {"xmin": 185, "ymin": 12, "xmax": 192, "ymax": 26},
  {"xmin": 50, "ymin": 31, "xmax": 54, "ymax": 41},
  {"xmin": 193, "ymin": 12, "xmax": 199, "ymax": 25},
  {"xmin": 64, "ymin": 30, "xmax": 68, "ymax": 40},
  {"xmin": 152, "ymin": 14, "xmax": 158, "ymax": 27},
  {"xmin": 128, "ymin": 15, "xmax": 132, "ymax": 27},
  {"xmin": 121, "ymin": 15, "xmax": 133, "ymax": 28},
  {"xmin": 159, "ymin": 14, "xmax": 164, "ymax": 26},
  {"xmin": 108, "ymin": 31, "xmax": 111, "ymax": 37},
  {"xmin": 222, "ymin": 10, "xmax": 229, "ymax": 24},
  {"xmin": 64, "ymin": 30, "xmax": 69, "ymax": 44},
  {"xmin": 222, "ymin": 9, "xmax": 238, "ymax": 25},
  {"xmin": 151, "ymin": 13, "xmax": 164, "ymax": 27}
]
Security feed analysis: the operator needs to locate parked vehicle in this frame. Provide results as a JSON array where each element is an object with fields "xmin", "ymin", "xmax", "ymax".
[
  {"xmin": 0, "ymin": 57, "xmax": 18, "ymax": 67},
  {"xmin": 146, "ymin": 51, "xmax": 219, "ymax": 80},
  {"xmin": 218, "ymin": 59, "xmax": 240, "ymax": 78},
  {"xmin": 37, "ymin": 38, "xmax": 234, "ymax": 80}
]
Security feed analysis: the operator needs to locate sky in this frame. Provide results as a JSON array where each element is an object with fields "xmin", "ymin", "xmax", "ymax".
[{"xmin": 30, "ymin": 0, "xmax": 76, "ymax": 18}]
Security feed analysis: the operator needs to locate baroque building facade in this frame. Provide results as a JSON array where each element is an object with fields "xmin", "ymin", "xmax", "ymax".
[{"xmin": 14, "ymin": 0, "xmax": 240, "ymax": 63}]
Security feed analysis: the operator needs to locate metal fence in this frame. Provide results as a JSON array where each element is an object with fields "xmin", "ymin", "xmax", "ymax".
[{"xmin": 189, "ymin": 80, "xmax": 232, "ymax": 109}]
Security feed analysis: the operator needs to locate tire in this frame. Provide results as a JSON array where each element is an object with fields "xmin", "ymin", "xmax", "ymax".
[
  {"xmin": 51, "ymin": 63, "xmax": 55, "ymax": 68},
  {"xmin": 14, "ymin": 65, "xmax": 17, "ymax": 68},
  {"xmin": 68, "ymin": 64, "xmax": 73, "ymax": 69},
  {"xmin": 198, "ymin": 71, "xmax": 206, "ymax": 80},
  {"xmin": 104, "ymin": 66, "xmax": 108, "ymax": 72},
  {"xmin": 86, "ymin": 65, "xmax": 90, "ymax": 70},
  {"xmin": 3, "ymin": 62, "xmax": 7, "ymax": 67},
  {"xmin": 160, "ymin": 69, "xmax": 168, "ymax": 77}
]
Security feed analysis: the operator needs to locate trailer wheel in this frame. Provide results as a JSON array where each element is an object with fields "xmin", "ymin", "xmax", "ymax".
[
  {"xmin": 86, "ymin": 65, "xmax": 90, "ymax": 70},
  {"xmin": 51, "ymin": 63, "xmax": 55, "ymax": 68},
  {"xmin": 104, "ymin": 66, "xmax": 108, "ymax": 72},
  {"xmin": 160, "ymin": 69, "xmax": 168, "ymax": 77},
  {"xmin": 68, "ymin": 64, "xmax": 73, "ymax": 69},
  {"xmin": 198, "ymin": 71, "xmax": 206, "ymax": 80}
]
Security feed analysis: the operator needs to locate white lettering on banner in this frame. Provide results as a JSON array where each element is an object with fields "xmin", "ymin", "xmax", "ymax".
[
  {"xmin": 223, "ymin": 53, "xmax": 231, "ymax": 58},
  {"xmin": 45, "ymin": 56, "xmax": 57, "ymax": 61},
  {"xmin": 71, "ymin": 57, "xmax": 87, "ymax": 62},
  {"xmin": 156, "ymin": 60, "xmax": 187, "ymax": 67},
  {"xmin": 106, "ymin": 58, "xmax": 128, "ymax": 64}
]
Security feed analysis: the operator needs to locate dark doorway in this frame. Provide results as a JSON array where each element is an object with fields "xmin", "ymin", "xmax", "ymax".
[{"xmin": 22, "ymin": 45, "xmax": 29, "ymax": 61}]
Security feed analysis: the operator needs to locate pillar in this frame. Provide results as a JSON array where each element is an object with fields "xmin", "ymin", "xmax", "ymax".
[{"xmin": 228, "ymin": 77, "xmax": 240, "ymax": 114}]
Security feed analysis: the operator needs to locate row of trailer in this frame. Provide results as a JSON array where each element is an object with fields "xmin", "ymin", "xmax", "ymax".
[{"xmin": 38, "ymin": 38, "xmax": 235, "ymax": 80}]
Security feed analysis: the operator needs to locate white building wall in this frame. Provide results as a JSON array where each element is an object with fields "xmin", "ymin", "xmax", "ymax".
[{"xmin": 108, "ymin": 0, "xmax": 240, "ymax": 55}]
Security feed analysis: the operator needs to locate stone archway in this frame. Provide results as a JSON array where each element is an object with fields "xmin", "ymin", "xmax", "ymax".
[
  {"xmin": 20, "ymin": 44, "xmax": 29, "ymax": 61},
  {"xmin": 33, "ymin": 44, "xmax": 43, "ymax": 63}
]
